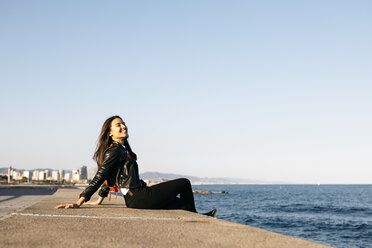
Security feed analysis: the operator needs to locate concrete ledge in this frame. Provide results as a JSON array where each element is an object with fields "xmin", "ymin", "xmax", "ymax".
[{"xmin": 0, "ymin": 188, "xmax": 333, "ymax": 248}]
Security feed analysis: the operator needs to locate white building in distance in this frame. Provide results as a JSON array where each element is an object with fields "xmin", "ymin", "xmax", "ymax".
[
  {"xmin": 58, "ymin": 170, "xmax": 64, "ymax": 181},
  {"xmin": 12, "ymin": 170, "xmax": 22, "ymax": 180},
  {"xmin": 23, "ymin": 170, "xmax": 31, "ymax": 180},
  {"xmin": 52, "ymin": 170, "xmax": 60, "ymax": 181},
  {"xmin": 39, "ymin": 171, "xmax": 46, "ymax": 181},
  {"xmin": 72, "ymin": 169, "xmax": 79, "ymax": 181},
  {"xmin": 32, "ymin": 170, "xmax": 40, "ymax": 180},
  {"xmin": 72, "ymin": 166, "xmax": 88, "ymax": 182},
  {"xmin": 44, "ymin": 170, "xmax": 50, "ymax": 180},
  {"xmin": 64, "ymin": 172, "xmax": 71, "ymax": 182},
  {"xmin": 88, "ymin": 166, "xmax": 98, "ymax": 181}
]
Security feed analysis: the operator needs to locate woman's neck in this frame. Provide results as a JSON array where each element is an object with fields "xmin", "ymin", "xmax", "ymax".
[{"xmin": 111, "ymin": 138, "xmax": 124, "ymax": 144}]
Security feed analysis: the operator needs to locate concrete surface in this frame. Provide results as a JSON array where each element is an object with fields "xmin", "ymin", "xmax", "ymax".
[
  {"xmin": 0, "ymin": 187, "xmax": 333, "ymax": 248},
  {"xmin": 0, "ymin": 186, "xmax": 57, "ymax": 220}
]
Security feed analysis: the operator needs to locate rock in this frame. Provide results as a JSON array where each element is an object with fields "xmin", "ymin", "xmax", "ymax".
[{"xmin": 193, "ymin": 190, "xmax": 227, "ymax": 194}]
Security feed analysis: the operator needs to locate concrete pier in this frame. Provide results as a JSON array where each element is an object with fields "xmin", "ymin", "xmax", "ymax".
[{"xmin": 0, "ymin": 187, "xmax": 333, "ymax": 247}]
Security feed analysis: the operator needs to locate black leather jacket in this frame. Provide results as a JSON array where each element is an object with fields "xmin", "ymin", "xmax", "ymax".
[{"xmin": 79, "ymin": 141, "xmax": 144, "ymax": 202}]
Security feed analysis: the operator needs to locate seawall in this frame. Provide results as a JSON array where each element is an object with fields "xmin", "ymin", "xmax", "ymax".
[{"xmin": 0, "ymin": 187, "xmax": 333, "ymax": 247}]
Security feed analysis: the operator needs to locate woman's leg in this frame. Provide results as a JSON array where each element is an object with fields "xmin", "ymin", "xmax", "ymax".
[
  {"xmin": 125, "ymin": 178, "xmax": 196, "ymax": 212},
  {"xmin": 161, "ymin": 196, "xmax": 190, "ymax": 210}
]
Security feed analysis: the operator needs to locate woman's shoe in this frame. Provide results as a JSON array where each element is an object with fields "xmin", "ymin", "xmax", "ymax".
[{"xmin": 202, "ymin": 209, "xmax": 217, "ymax": 217}]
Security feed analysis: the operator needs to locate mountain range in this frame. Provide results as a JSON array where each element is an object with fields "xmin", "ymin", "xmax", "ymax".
[{"xmin": 140, "ymin": 171, "xmax": 268, "ymax": 184}]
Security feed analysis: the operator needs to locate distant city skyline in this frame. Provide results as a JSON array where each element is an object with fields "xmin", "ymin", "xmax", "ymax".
[
  {"xmin": 1, "ymin": 1, "xmax": 371, "ymax": 184},
  {"xmin": 3, "ymin": 165, "xmax": 88, "ymax": 182},
  {"xmin": 1, "ymin": 166, "xmax": 288, "ymax": 184}
]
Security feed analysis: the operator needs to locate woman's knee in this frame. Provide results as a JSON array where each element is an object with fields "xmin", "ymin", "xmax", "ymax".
[
  {"xmin": 178, "ymin": 178, "xmax": 191, "ymax": 185},
  {"xmin": 177, "ymin": 178, "xmax": 192, "ymax": 189}
]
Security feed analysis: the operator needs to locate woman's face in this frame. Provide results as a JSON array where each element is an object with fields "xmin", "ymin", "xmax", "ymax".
[{"xmin": 109, "ymin": 118, "xmax": 128, "ymax": 141}]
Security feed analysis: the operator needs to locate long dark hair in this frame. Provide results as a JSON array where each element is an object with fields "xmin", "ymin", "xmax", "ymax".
[{"xmin": 93, "ymin": 115, "xmax": 122, "ymax": 166}]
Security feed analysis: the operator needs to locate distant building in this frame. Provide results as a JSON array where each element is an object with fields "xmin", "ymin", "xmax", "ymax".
[
  {"xmin": 64, "ymin": 173, "xmax": 71, "ymax": 182},
  {"xmin": 39, "ymin": 171, "xmax": 46, "ymax": 181},
  {"xmin": 8, "ymin": 166, "xmax": 13, "ymax": 183},
  {"xmin": 32, "ymin": 170, "xmax": 40, "ymax": 180},
  {"xmin": 88, "ymin": 166, "xmax": 98, "ymax": 181},
  {"xmin": 52, "ymin": 170, "xmax": 60, "ymax": 181},
  {"xmin": 80, "ymin": 166, "xmax": 87, "ymax": 180},
  {"xmin": 12, "ymin": 170, "xmax": 22, "ymax": 180},
  {"xmin": 72, "ymin": 169, "xmax": 79, "ymax": 181},
  {"xmin": 23, "ymin": 171, "xmax": 31, "ymax": 180},
  {"xmin": 72, "ymin": 166, "xmax": 88, "ymax": 182},
  {"xmin": 44, "ymin": 170, "xmax": 50, "ymax": 179},
  {"xmin": 58, "ymin": 170, "xmax": 64, "ymax": 181}
]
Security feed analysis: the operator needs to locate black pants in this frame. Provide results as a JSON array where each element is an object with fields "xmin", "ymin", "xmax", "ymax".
[{"xmin": 124, "ymin": 178, "xmax": 196, "ymax": 212}]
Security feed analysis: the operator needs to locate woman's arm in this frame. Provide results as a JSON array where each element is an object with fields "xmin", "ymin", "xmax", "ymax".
[
  {"xmin": 84, "ymin": 196, "xmax": 105, "ymax": 206},
  {"xmin": 54, "ymin": 195, "xmax": 105, "ymax": 208},
  {"xmin": 78, "ymin": 147, "xmax": 121, "ymax": 202},
  {"xmin": 55, "ymin": 196, "xmax": 86, "ymax": 209},
  {"xmin": 54, "ymin": 146, "xmax": 121, "ymax": 209}
]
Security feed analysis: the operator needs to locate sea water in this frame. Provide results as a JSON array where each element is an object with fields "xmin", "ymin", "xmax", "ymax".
[{"xmin": 193, "ymin": 184, "xmax": 372, "ymax": 248}]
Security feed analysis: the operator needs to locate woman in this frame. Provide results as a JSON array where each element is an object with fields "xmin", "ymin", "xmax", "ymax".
[{"xmin": 55, "ymin": 115, "xmax": 216, "ymax": 217}]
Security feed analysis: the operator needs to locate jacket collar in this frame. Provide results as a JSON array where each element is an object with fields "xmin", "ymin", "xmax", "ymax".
[{"xmin": 112, "ymin": 140, "xmax": 126, "ymax": 149}]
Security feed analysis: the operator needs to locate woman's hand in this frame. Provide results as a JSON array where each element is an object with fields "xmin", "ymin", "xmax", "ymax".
[
  {"xmin": 84, "ymin": 196, "xmax": 104, "ymax": 206},
  {"xmin": 55, "ymin": 196, "xmax": 85, "ymax": 209},
  {"xmin": 54, "ymin": 203, "xmax": 80, "ymax": 209}
]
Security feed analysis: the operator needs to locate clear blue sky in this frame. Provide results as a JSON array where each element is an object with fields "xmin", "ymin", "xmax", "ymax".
[{"xmin": 1, "ymin": 1, "xmax": 371, "ymax": 183}]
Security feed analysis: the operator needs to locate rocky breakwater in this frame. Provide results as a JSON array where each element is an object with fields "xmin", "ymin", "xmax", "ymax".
[{"xmin": 193, "ymin": 190, "xmax": 227, "ymax": 194}]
